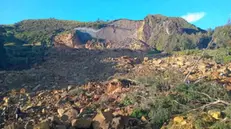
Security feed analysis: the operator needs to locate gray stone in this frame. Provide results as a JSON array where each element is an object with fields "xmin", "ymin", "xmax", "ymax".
[{"xmin": 56, "ymin": 125, "xmax": 66, "ymax": 129}]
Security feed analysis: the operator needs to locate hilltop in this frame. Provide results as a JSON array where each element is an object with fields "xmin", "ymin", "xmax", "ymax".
[{"xmin": 2, "ymin": 15, "xmax": 210, "ymax": 51}]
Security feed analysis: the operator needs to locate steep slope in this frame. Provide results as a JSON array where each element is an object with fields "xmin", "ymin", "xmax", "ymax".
[
  {"xmin": 211, "ymin": 25, "xmax": 231, "ymax": 48},
  {"xmin": 72, "ymin": 15, "xmax": 210, "ymax": 51},
  {"xmin": 143, "ymin": 15, "xmax": 210, "ymax": 51},
  {"xmin": 74, "ymin": 19, "xmax": 151, "ymax": 50}
]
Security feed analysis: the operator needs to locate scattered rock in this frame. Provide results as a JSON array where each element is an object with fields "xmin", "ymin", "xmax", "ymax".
[
  {"xmin": 208, "ymin": 110, "xmax": 222, "ymax": 120},
  {"xmin": 107, "ymin": 80, "xmax": 122, "ymax": 95},
  {"xmin": 71, "ymin": 119, "xmax": 92, "ymax": 128},
  {"xmin": 93, "ymin": 111, "xmax": 110, "ymax": 129},
  {"xmin": 3, "ymin": 53, "xmax": 231, "ymax": 128},
  {"xmin": 33, "ymin": 121, "xmax": 50, "ymax": 129},
  {"xmin": 173, "ymin": 116, "xmax": 186, "ymax": 124},
  {"xmin": 111, "ymin": 117, "xmax": 121, "ymax": 129},
  {"xmin": 143, "ymin": 57, "xmax": 149, "ymax": 62},
  {"xmin": 4, "ymin": 123, "xmax": 24, "ymax": 129},
  {"xmin": 141, "ymin": 116, "xmax": 147, "ymax": 122},
  {"xmin": 54, "ymin": 94, "xmax": 61, "ymax": 100},
  {"xmin": 64, "ymin": 108, "xmax": 78, "ymax": 120},
  {"xmin": 57, "ymin": 108, "xmax": 65, "ymax": 117},
  {"xmin": 60, "ymin": 115, "xmax": 69, "ymax": 122},
  {"xmin": 24, "ymin": 121, "xmax": 34, "ymax": 129},
  {"xmin": 47, "ymin": 116, "xmax": 60, "ymax": 124},
  {"xmin": 56, "ymin": 125, "xmax": 66, "ymax": 129},
  {"xmin": 67, "ymin": 85, "xmax": 74, "ymax": 91},
  {"xmin": 42, "ymin": 109, "xmax": 46, "ymax": 114}
]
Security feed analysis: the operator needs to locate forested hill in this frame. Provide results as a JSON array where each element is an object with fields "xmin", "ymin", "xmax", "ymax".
[{"xmin": 2, "ymin": 19, "xmax": 107, "ymax": 46}]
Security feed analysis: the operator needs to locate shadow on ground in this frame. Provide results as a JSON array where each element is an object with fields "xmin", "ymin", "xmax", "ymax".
[{"xmin": 0, "ymin": 47, "xmax": 169, "ymax": 93}]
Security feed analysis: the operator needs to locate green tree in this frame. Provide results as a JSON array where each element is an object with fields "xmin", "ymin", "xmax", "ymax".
[{"xmin": 0, "ymin": 26, "xmax": 7, "ymax": 69}]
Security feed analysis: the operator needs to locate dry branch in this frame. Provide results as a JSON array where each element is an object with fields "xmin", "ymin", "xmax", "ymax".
[{"xmin": 183, "ymin": 51, "xmax": 205, "ymax": 83}]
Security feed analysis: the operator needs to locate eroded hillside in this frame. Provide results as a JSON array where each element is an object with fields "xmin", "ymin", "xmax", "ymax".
[
  {"xmin": 1, "ymin": 48, "xmax": 231, "ymax": 128},
  {"xmin": 59, "ymin": 15, "xmax": 210, "ymax": 51},
  {"xmin": 1, "ymin": 15, "xmax": 231, "ymax": 129}
]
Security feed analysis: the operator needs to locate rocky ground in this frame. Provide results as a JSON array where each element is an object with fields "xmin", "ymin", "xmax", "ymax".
[{"xmin": 1, "ymin": 48, "xmax": 231, "ymax": 129}]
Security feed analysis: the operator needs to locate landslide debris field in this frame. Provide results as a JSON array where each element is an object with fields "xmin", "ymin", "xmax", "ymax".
[
  {"xmin": 2, "ymin": 48, "xmax": 231, "ymax": 129},
  {"xmin": 1, "ymin": 14, "xmax": 231, "ymax": 129}
]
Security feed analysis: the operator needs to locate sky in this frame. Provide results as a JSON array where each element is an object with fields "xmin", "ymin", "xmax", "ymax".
[{"xmin": 0, "ymin": 0, "xmax": 231, "ymax": 29}]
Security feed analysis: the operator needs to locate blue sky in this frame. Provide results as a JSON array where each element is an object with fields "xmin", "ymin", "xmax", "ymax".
[{"xmin": 1, "ymin": 0, "xmax": 230, "ymax": 29}]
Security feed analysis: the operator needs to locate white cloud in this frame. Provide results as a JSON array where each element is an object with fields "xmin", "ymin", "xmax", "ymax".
[{"xmin": 181, "ymin": 12, "xmax": 206, "ymax": 23}]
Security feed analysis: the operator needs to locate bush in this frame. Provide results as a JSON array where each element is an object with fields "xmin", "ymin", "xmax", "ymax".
[
  {"xmin": 131, "ymin": 109, "xmax": 148, "ymax": 119},
  {"xmin": 210, "ymin": 122, "xmax": 231, "ymax": 129},
  {"xmin": 135, "ymin": 69, "xmax": 184, "ymax": 92},
  {"xmin": 126, "ymin": 68, "xmax": 231, "ymax": 128},
  {"xmin": 174, "ymin": 48, "xmax": 231, "ymax": 64}
]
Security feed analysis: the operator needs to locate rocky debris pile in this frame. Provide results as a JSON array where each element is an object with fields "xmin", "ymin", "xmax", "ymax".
[
  {"xmin": 103, "ymin": 56, "xmax": 142, "ymax": 73},
  {"xmin": 128, "ymin": 55, "xmax": 231, "ymax": 91},
  {"xmin": 1, "ymin": 49, "xmax": 231, "ymax": 128},
  {"xmin": 0, "ymin": 79, "xmax": 148, "ymax": 128},
  {"xmin": 84, "ymin": 41, "xmax": 111, "ymax": 50}
]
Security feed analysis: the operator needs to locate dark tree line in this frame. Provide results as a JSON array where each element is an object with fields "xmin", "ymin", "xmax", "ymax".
[{"xmin": 0, "ymin": 26, "xmax": 7, "ymax": 69}]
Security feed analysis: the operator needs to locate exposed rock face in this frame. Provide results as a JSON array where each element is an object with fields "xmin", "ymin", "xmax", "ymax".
[
  {"xmin": 75, "ymin": 19, "xmax": 151, "ymax": 50},
  {"xmin": 53, "ymin": 32, "xmax": 83, "ymax": 48},
  {"xmin": 53, "ymin": 15, "xmax": 209, "ymax": 51}
]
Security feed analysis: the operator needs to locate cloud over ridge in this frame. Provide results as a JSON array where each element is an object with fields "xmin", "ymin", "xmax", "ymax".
[{"xmin": 182, "ymin": 12, "xmax": 206, "ymax": 23}]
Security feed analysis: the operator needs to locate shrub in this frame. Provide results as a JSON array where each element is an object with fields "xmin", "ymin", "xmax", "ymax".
[{"xmin": 127, "ymin": 68, "xmax": 231, "ymax": 128}]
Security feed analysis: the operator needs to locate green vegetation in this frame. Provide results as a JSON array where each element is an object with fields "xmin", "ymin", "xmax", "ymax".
[
  {"xmin": 0, "ymin": 26, "xmax": 7, "ymax": 69},
  {"xmin": 150, "ymin": 30, "xmax": 211, "ymax": 53},
  {"xmin": 0, "ymin": 19, "xmax": 108, "ymax": 69},
  {"xmin": 3, "ymin": 18, "xmax": 108, "ymax": 46},
  {"xmin": 0, "ymin": 17, "xmax": 231, "ymax": 70},
  {"xmin": 120, "ymin": 96, "xmax": 134, "ymax": 106},
  {"xmin": 212, "ymin": 25, "xmax": 231, "ymax": 48},
  {"xmin": 124, "ymin": 69, "xmax": 231, "ymax": 128},
  {"xmin": 175, "ymin": 48, "xmax": 231, "ymax": 64},
  {"xmin": 144, "ymin": 15, "xmax": 211, "ymax": 52},
  {"xmin": 131, "ymin": 109, "xmax": 148, "ymax": 119},
  {"xmin": 5, "ymin": 45, "xmax": 47, "ymax": 69}
]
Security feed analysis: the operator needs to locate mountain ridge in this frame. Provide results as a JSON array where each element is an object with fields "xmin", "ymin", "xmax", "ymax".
[
  {"xmin": 53, "ymin": 14, "xmax": 210, "ymax": 51},
  {"xmin": 0, "ymin": 14, "xmax": 231, "ymax": 69}
]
